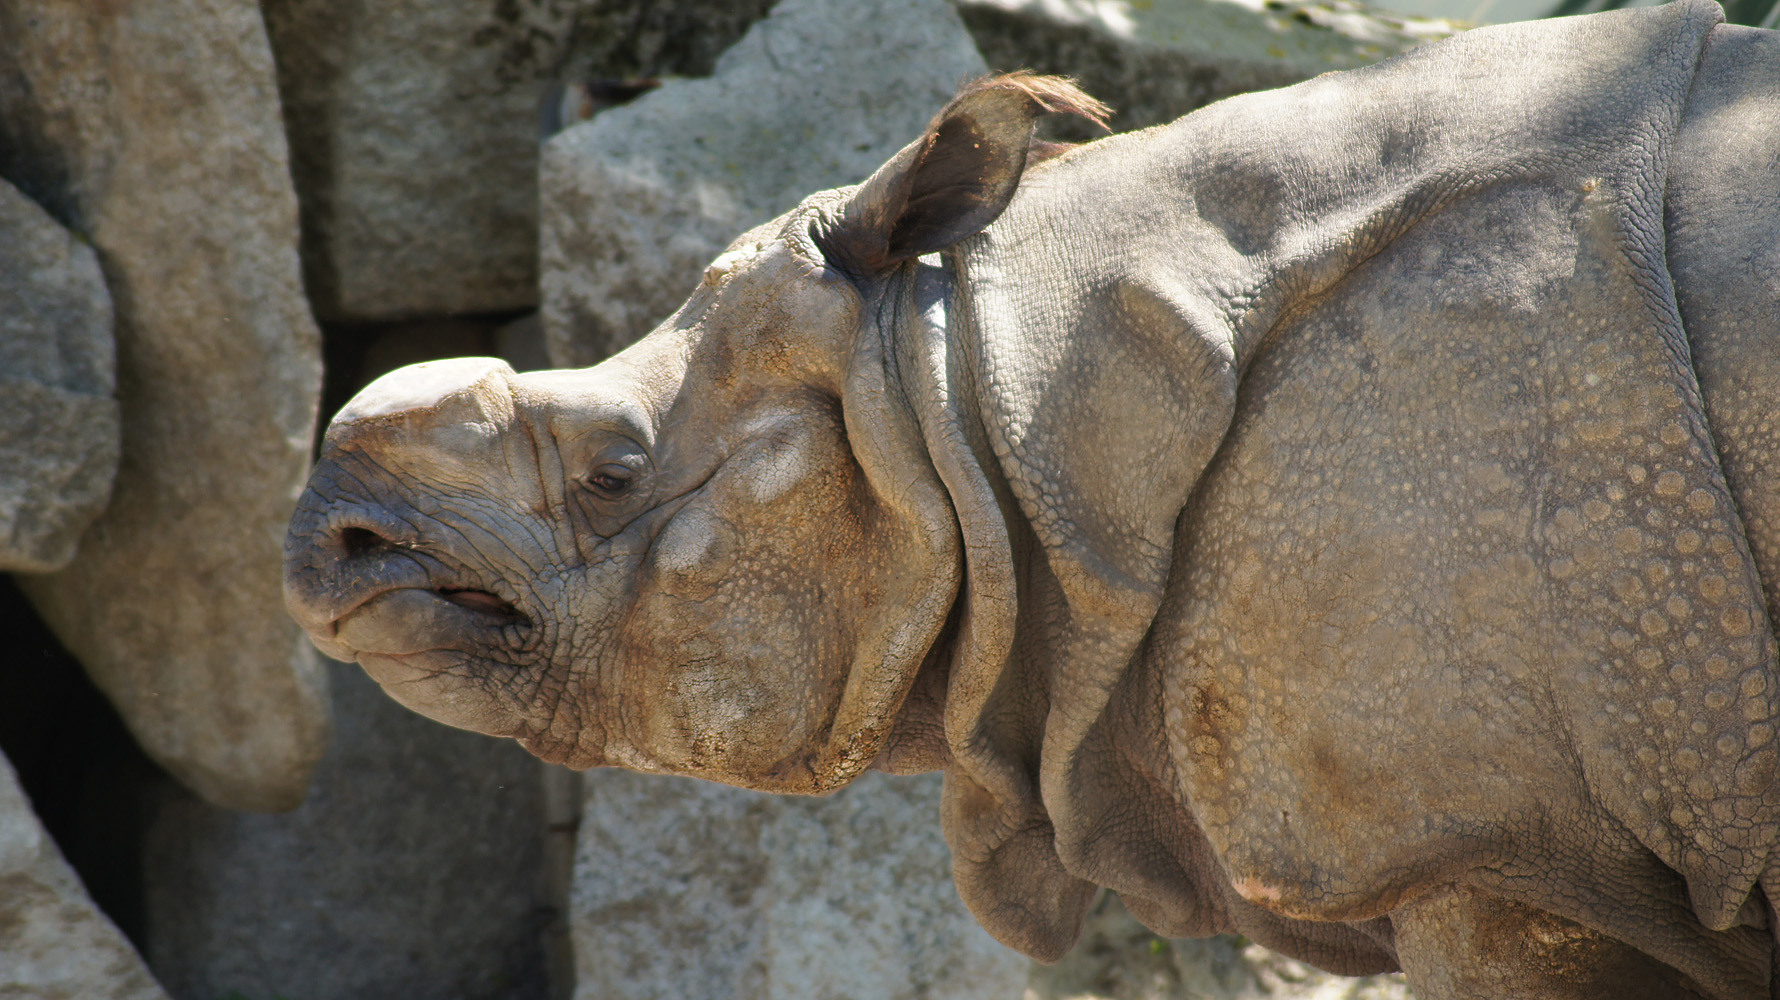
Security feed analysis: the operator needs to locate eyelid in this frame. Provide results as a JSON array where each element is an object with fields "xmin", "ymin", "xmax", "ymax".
[
  {"xmin": 591, "ymin": 463, "xmax": 636, "ymax": 484},
  {"xmin": 590, "ymin": 438, "xmax": 649, "ymax": 466}
]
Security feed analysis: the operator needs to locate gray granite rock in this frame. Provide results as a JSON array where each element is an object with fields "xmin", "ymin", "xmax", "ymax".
[
  {"xmin": 138, "ymin": 660, "xmax": 559, "ymax": 1000},
  {"xmin": 261, "ymin": 0, "xmax": 775, "ymax": 322},
  {"xmin": 0, "ymin": 751, "xmax": 169, "ymax": 1000},
  {"xmin": 958, "ymin": 0, "xmax": 1455, "ymax": 141},
  {"xmin": 0, "ymin": 178, "xmax": 118, "ymax": 573},
  {"xmin": 0, "ymin": 0, "xmax": 330, "ymax": 812},
  {"xmin": 540, "ymin": 0, "xmax": 988, "ymax": 367},
  {"xmin": 573, "ymin": 770, "xmax": 1028, "ymax": 1000}
]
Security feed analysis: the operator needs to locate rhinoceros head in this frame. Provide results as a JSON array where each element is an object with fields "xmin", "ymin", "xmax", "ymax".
[{"xmin": 283, "ymin": 75, "xmax": 1109, "ymax": 796}]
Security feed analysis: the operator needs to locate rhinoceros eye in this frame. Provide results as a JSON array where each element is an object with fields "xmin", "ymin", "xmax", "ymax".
[
  {"xmin": 575, "ymin": 440, "xmax": 653, "ymax": 537},
  {"xmin": 586, "ymin": 464, "xmax": 633, "ymax": 497}
]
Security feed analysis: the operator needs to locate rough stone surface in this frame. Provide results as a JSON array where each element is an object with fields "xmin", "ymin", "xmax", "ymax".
[
  {"xmin": 262, "ymin": 0, "xmax": 775, "ymax": 322},
  {"xmin": 957, "ymin": 0, "xmax": 1456, "ymax": 140},
  {"xmin": 0, "ymin": 177, "xmax": 118, "ymax": 573},
  {"xmin": 572, "ymin": 770, "xmax": 1028, "ymax": 1000},
  {"xmin": 541, "ymin": 0, "xmax": 987, "ymax": 367},
  {"xmin": 0, "ymin": 752, "xmax": 169, "ymax": 1000},
  {"xmin": 0, "ymin": 0, "xmax": 330, "ymax": 811},
  {"xmin": 1031, "ymin": 894, "xmax": 1414, "ymax": 1000},
  {"xmin": 138, "ymin": 660, "xmax": 557, "ymax": 1000}
]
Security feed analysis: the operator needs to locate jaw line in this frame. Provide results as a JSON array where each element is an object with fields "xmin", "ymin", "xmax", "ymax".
[{"xmin": 357, "ymin": 649, "xmax": 531, "ymax": 739}]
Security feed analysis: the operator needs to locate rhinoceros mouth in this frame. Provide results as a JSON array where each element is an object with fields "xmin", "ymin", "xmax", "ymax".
[
  {"xmin": 284, "ymin": 498, "xmax": 536, "ymax": 663},
  {"xmin": 434, "ymin": 586, "xmax": 525, "ymax": 621},
  {"xmin": 333, "ymin": 586, "xmax": 529, "ymax": 657}
]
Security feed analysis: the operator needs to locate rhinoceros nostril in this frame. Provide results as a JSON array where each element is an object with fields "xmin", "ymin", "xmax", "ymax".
[{"xmin": 339, "ymin": 526, "xmax": 393, "ymax": 556}]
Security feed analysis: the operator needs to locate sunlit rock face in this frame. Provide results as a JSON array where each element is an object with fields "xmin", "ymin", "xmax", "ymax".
[{"xmin": 0, "ymin": 0, "xmax": 329, "ymax": 812}]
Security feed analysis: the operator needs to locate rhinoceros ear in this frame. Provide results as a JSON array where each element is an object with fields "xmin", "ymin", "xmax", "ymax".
[{"xmin": 817, "ymin": 73, "xmax": 1109, "ymax": 276}]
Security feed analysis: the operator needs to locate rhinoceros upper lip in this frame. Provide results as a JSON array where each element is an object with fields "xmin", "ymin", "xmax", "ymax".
[
  {"xmin": 335, "ymin": 586, "xmax": 527, "ymax": 656},
  {"xmin": 326, "ymin": 574, "xmax": 529, "ymax": 638},
  {"xmin": 286, "ymin": 527, "xmax": 528, "ymax": 648}
]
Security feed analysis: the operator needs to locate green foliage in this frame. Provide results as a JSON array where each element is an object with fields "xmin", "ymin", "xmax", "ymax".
[{"xmin": 1546, "ymin": 0, "xmax": 1780, "ymax": 29}]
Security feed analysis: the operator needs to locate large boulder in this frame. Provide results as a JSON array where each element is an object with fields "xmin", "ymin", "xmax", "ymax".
[
  {"xmin": 261, "ymin": 0, "xmax": 776, "ymax": 322},
  {"xmin": 0, "ymin": 0, "xmax": 329, "ymax": 811},
  {"xmin": 957, "ymin": 0, "xmax": 1456, "ymax": 140},
  {"xmin": 540, "ymin": 0, "xmax": 988, "ymax": 367},
  {"xmin": 0, "ymin": 752, "xmax": 169, "ymax": 1000},
  {"xmin": 0, "ymin": 178, "xmax": 118, "ymax": 573},
  {"xmin": 137, "ymin": 661, "xmax": 558, "ymax": 1000},
  {"xmin": 572, "ymin": 770, "xmax": 1028, "ymax": 1000}
]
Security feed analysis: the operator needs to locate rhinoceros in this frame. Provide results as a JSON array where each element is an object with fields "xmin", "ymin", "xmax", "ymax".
[{"xmin": 284, "ymin": 2, "xmax": 1780, "ymax": 995}]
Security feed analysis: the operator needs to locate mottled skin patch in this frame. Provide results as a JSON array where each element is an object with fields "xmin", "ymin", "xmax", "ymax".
[
  {"xmin": 1154, "ymin": 171, "xmax": 1775, "ymax": 992},
  {"xmin": 285, "ymin": 8, "xmax": 1780, "ymax": 998}
]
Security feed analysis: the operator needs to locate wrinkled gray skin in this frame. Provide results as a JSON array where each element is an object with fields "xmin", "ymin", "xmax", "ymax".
[{"xmin": 285, "ymin": 4, "xmax": 1780, "ymax": 996}]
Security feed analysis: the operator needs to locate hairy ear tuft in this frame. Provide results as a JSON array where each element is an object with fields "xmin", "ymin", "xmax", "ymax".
[
  {"xmin": 953, "ymin": 70, "xmax": 1112, "ymax": 128},
  {"xmin": 818, "ymin": 73, "xmax": 1110, "ymax": 277}
]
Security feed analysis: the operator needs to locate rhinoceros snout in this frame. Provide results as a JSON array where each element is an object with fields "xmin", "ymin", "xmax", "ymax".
[
  {"xmin": 283, "ymin": 483, "xmax": 527, "ymax": 663},
  {"xmin": 284, "ymin": 498, "xmax": 414, "ymax": 658}
]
